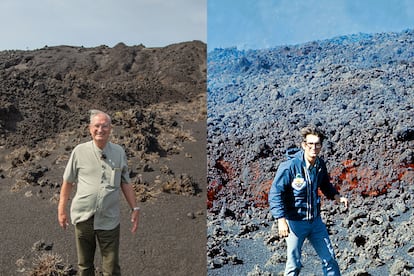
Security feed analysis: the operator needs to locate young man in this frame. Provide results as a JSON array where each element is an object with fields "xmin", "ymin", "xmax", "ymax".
[
  {"xmin": 58, "ymin": 109, "xmax": 139, "ymax": 276},
  {"xmin": 268, "ymin": 125, "xmax": 348, "ymax": 276}
]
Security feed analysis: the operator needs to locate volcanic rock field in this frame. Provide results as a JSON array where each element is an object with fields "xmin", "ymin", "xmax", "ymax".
[{"xmin": 207, "ymin": 30, "xmax": 414, "ymax": 275}]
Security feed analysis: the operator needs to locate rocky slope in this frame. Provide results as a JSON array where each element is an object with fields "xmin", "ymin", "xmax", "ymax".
[
  {"xmin": 207, "ymin": 30, "xmax": 414, "ymax": 275},
  {"xmin": 0, "ymin": 41, "xmax": 206, "ymax": 147}
]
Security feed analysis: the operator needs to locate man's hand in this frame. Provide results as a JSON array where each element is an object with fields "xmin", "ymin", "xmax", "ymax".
[
  {"xmin": 130, "ymin": 209, "xmax": 140, "ymax": 234},
  {"xmin": 58, "ymin": 211, "xmax": 69, "ymax": 230},
  {"xmin": 58, "ymin": 181, "xmax": 73, "ymax": 230},
  {"xmin": 334, "ymin": 194, "xmax": 348, "ymax": 209},
  {"xmin": 121, "ymin": 183, "xmax": 140, "ymax": 234},
  {"xmin": 278, "ymin": 218, "xmax": 289, "ymax": 238}
]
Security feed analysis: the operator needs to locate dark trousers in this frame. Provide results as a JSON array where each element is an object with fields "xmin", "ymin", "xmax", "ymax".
[{"xmin": 75, "ymin": 217, "xmax": 121, "ymax": 276}]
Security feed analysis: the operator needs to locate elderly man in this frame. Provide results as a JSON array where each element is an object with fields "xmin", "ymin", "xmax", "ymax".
[
  {"xmin": 269, "ymin": 125, "xmax": 348, "ymax": 276},
  {"xmin": 58, "ymin": 109, "xmax": 139, "ymax": 276}
]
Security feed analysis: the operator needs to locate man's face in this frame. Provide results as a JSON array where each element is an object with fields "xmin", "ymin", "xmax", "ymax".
[
  {"xmin": 301, "ymin": 134, "xmax": 322, "ymax": 162},
  {"xmin": 89, "ymin": 114, "xmax": 112, "ymax": 145}
]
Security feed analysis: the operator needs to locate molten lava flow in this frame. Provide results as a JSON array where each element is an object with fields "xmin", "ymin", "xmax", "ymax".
[
  {"xmin": 207, "ymin": 159, "xmax": 235, "ymax": 210},
  {"xmin": 251, "ymin": 179, "xmax": 272, "ymax": 208},
  {"xmin": 331, "ymin": 160, "xmax": 414, "ymax": 197},
  {"xmin": 207, "ymin": 180, "xmax": 223, "ymax": 209},
  {"xmin": 398, "ymin": 163, "xmax": 414, "ymax": 180},
  {"xmin": 208, "ymin": 156, "xmax": 414, "ymax": 210},
  {"xmin": 245, "ymin": 163, "xmax": 273, "ymax": 208},
  {"xmin": 215, "ymin": 159, "xmax": 235, "ymax": 178}
]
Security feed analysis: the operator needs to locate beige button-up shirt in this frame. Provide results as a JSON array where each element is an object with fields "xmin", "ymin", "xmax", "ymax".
[{"xmin": 63, "ymin": 141, "xmax": 131, "ymax": 230}]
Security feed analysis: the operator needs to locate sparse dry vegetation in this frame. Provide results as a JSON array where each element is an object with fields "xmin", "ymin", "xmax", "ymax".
[
  {"xmin": 162, "ymin": 173, "xmax": 200, "ymax": 196},
  {"xmin": 133, "ymin": 183, "xmax": 161, "ymax": 202},
  {"xmin": 18, "ymin": 252, "xmax": 76, "ymax": 276}
]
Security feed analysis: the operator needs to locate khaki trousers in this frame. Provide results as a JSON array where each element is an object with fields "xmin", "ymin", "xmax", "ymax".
[{"xmin": 75, "ymin": 217, "xmax": 121, "ymax": 276}]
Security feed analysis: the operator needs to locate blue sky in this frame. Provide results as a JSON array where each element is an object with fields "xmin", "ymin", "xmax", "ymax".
[
  {"xmin": 208, "ymin": 0, "xmax": 414, "ymax": 51},
  {"xmin": 0, "ymin": 0, "xmax": 206, "ymax": 50}
]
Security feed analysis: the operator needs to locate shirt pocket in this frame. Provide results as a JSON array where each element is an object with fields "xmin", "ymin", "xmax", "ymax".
[{"xmin": 110, "ymin": 167, "xmax": 122, "ymax": 188}]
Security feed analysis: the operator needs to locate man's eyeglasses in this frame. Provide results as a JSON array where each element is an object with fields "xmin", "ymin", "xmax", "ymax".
[
  {"xmin": 304, "ymin": 141, "xmax": 322, "ymax": 149},
  {"xmin": 92, "ymin": 124, "xmax": 110, "ymax": 130}
]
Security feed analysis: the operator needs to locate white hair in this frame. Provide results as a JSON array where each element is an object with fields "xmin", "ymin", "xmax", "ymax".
[{"xmin": 89, "ymin": 109, "xmax": 112, "ymax": 125}]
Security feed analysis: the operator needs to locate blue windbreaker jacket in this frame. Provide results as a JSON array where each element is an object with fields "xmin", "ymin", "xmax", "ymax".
[{"xmin": 268, "ymin": 149, "xmax": 339, "ymax": 221}]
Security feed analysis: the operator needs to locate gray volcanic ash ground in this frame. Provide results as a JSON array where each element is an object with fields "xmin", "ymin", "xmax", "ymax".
[{"xmin": 207, "ymin": 30, "xmax": 414, "ymax": 275}]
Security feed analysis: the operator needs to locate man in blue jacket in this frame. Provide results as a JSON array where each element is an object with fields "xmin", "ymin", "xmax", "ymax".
[{"xmin": 268, "ymin": 125, "xmax": 348, "ymax": 276}]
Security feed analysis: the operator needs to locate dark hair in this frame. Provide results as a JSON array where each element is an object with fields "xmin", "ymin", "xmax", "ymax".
[{"xmin": 300, "ymin": 125, "xmax": 326, "ymax": 144}]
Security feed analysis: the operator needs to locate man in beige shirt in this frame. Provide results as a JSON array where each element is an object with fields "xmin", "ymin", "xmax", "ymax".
[{"xmin": 58, "ymin": 109, "xmax": 139, "ymax": 276}]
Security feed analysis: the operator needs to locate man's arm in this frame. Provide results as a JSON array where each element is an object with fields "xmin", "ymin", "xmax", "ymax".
[
  {"xmin": 319, "ymin": 161, "xmax": 348, "ymax": 208},
  {"xmin": 121, "ymin": 183, "xmax": 139, "ymax": 233},
  {"xmin": 268, "ymin": 163, "xmax": 290, "ymax": 219},
  {"xmin": 58, "ymin": 180, "xmax": 73, "ymax": 229},
  {"xmin": 268, "ymin": 163, "xmax": 291, "ymax": 237}
]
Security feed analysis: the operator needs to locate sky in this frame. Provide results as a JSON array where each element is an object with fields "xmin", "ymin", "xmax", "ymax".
[
  {"xmin": 0, "ymin": 0, "xmax": 206, "ymax": 50},
  {"xmin": 208, "ymin": 0, "xmax": 414, "ymax": 51}
]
